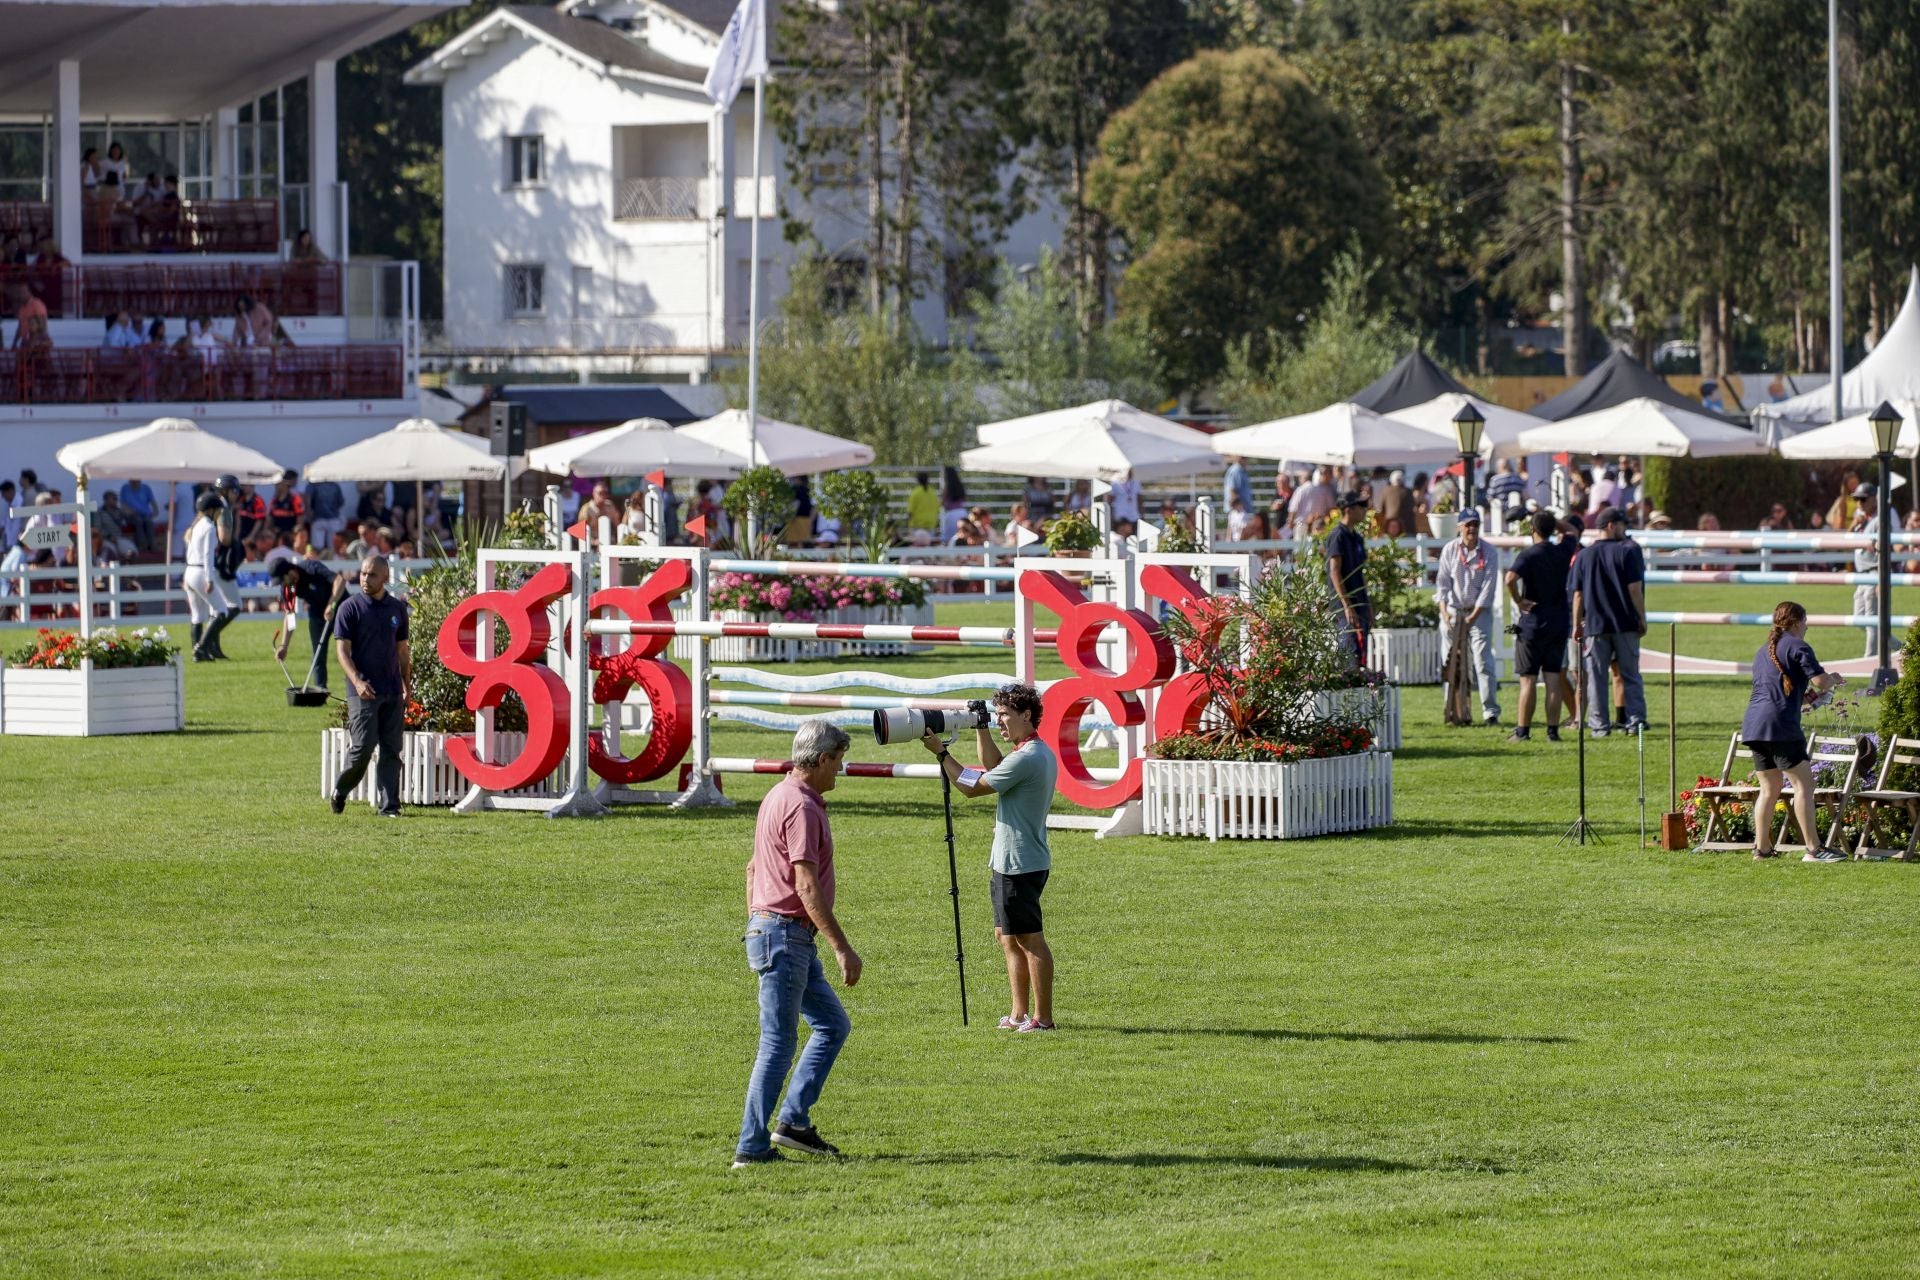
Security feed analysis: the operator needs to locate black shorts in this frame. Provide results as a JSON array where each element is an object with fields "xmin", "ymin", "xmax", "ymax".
[
  {"xmin": 990, "ymin": 869, "xmax": 1049, "ymax": 936},
  {"xmin": 1514, "ymin": 631, "xmax": 1568, "ymax": 676},
  {"xmin": 1747, "ymin": 737, "xmax": 1809, "ymax": 772}
]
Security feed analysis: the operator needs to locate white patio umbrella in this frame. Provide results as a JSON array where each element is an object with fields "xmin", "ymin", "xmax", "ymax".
[
  {"xmin": 676, "ymin": 409, "xmax": 875, "ymax": 476},
  {"xmin": 56, "ymin": 416, "xmax": 286, "ymax": 587},
  {"xmin": 1385, "ymin": 392, "xmax": 1544, "ymax": 461},
  {"xmin": 1778, "ymin": 400, "xmax": 1920, "ymax": 459},
  {"xmin": 525, "ymin": 418, "xmax": 743, "ymax": 479},
  {"xmin": 1210, "ymin": 401, "xmax": 1461, "ymax": 468},
  {"xmin": 1513, "ymin": 397, "xmax": 1771, "ymax": 458},
  {"xmin": 304, "ymin": 417, "xmax": 509, "ymax": 547},
  {"xmin": 973, "ymin": 398, "xmax": 1215, "ymax": 449},
  {"xmin": 960, "ymin": 419, "xmax": 1223, "ymax": 482}
]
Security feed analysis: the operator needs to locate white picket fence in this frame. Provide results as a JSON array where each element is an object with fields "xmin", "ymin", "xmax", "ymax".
[
  {"xmin": 1368, "ymin": 626, "xmax": 1442, "ymax": 685},
  {"xmin": 1309, "ymin": 684, "xmax": 1401, "ymax": 752},
  {"xmin": 1142, "ymin": 753, "xmax": 1394, "ymax": 841},
  {"xmin": 320, "ymin": 728, "xmax": 566, "ymax": 806}
]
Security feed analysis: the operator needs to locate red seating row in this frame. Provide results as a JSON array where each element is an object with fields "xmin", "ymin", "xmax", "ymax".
[
  {"xmin": 1, "ymin": 262, "xmax": 343, "ymax": 319},
  {"xmin": 0, "ymin": 199, "xmax": 281, "ymax": 256},
  {"xmin": 0, "ymin": 344, "xmax": 402, "ymax": 404}
]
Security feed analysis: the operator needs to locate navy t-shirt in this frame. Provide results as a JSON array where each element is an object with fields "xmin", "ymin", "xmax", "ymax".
[
  {"xmin": 1325, "ymin": 523, "xmax": 1369, "ymax": 609},
  {"xmin": 1510, "ymin": 539, "xmax": 1575, "ymax": 636},
  {"xmin": 333, "ymin": 591, "xmax": 410, "ymax": 696},
  {"xmin": 285, "ymin": 559, "xmax": 337, "ymax": 613},
  {"xmin": 1572, "ymin": 537, "xmax": 1644, "ymax": 635},
  {"xmin": 1741, "ymin": 632, "xmax": 1824, "ymax": 744}
]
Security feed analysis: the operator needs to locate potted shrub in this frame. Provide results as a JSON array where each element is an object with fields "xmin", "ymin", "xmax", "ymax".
[
  {"xmin": 1, "ymin": 625, "xmax": 184, "ymax": 736},
  {"xmin": 1145, "ymin": 565, "xmax": 1393, "ymax": 839},
  {"xmin": 1361, "ymin": 520, "xmax": 1442, "ymax": 685}
]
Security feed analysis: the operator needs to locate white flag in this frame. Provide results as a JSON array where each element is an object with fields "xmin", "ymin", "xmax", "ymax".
[{"xmin": 702, "ymin": 0, "xmax": 768, "ymax": 111}]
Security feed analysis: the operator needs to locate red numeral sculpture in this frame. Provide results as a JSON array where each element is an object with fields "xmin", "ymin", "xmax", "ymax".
[
  {"xmin": 1139, "ymin": 563, "xmax": 1221, "ymax": 741},
  {"xmin": 437, "ymin": 561, "xmax": 574, "ymax": 792},
  {"xmin": 1019, "ymin": 569, "xmax": 1174, "ymax": 808},
  {"xmin": 586, "ymin": 558, "xmax": 694, "ymax": 783}
]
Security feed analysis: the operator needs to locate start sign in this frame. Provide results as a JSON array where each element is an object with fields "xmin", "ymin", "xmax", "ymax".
[{"xmin": 21, "ymin": 525, "xmax": 72, "ymax": 552}]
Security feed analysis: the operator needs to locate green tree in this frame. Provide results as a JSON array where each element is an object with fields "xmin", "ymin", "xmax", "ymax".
[
  {"xmin": 967, "ymin": 249, "xmax": 1165, "ymax": 415},
  {"xmin": 1087, "ymin": 47, "xmax": 1393, "ymax": 392}
]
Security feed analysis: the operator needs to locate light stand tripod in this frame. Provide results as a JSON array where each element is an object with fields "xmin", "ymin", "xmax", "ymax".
[
  {"xmin": 937, "ymin": 742, "xmax": 969, "ymax": 1025},
  {"xmin": 1559, "ymin": 635, "xmax": 1603, "ymax": 845}
]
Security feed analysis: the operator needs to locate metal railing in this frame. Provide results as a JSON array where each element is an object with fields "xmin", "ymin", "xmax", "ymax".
[
  {"xmin": 614, "ymin": 177, "xmax": 704, "ymax": 221},
  {"xmin": 0, "ymin": 556, "xmax": 433, "ymax": 626},
  {"xmin": 0, "ymin": 262, "xmax": 344, "ymax": 320},
  {"xmin": 0, "ymin": 344, "xmax": 404, "ymax": 405}
]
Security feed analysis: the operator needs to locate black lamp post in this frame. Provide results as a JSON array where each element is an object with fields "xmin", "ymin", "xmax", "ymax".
[
  {"xmin": 1452, "ymin": 402, "xmax": 1486, "ymax": 522},
  {"xmin": 1870, "ymin": 400, "xmax": 1903, "ymax": 692}
]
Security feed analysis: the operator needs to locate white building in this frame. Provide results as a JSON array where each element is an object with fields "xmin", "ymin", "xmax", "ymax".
[
  {"xmin": 0, "ymin": 0, "xmax": 442, "ymax": 536},
  {"xmin": 407, "ymin": 0, "xmax": 1064, "ymax": 379}
]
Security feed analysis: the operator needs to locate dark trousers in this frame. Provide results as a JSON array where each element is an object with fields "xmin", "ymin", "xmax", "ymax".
[
  {"xmin": 337, "ymin": 692, "xmax": 404, "ymax": 813},
  {"xmin": 304, "ymin": 612, "xmax": 331, "ymax": 687}
]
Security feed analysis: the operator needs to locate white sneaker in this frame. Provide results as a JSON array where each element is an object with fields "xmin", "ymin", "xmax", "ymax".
[
  {"xmin": 1803, "ymin": 848, "xmax": 1848, "ymax": 863},
  {"xmin": 997, "ymin": 1014, "xmax": 1031, "ymax": 1031}
]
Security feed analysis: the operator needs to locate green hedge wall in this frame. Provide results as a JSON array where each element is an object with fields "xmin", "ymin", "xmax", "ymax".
[{"xmin": 1641, "ymin": 455, "xmax": 1814, "ymax": 527}]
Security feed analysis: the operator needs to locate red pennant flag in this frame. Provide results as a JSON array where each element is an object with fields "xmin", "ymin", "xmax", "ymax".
[
  {"xmin": 566, "ymin": 519, "xmax": 589, "ymax": 541},
  {"xmin": 685, "ymin": 515, "xmax": 709, "ymax": 540},
  {"xmin": 645, "ymin": 469, "xmax": 666, "ymax": 488}
]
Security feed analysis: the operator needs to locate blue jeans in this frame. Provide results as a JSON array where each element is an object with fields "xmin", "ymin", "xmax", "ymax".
[
  {"xmin": 1583, "ymin": 630, "xmax": 1646, "ymax": 731},
  {"xmin": 736, "ymin": 914, "xmax": 850, "ymax": 1156}
]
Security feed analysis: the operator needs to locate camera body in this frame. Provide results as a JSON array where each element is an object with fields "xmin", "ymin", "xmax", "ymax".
[{"xmin": 872, "ymin": 699, "xmax": 991, "ymax": 745}]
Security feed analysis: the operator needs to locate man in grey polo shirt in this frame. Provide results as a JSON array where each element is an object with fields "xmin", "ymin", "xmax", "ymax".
[{"xmin": 922, "ymin": 682, "xmax": 1060, "ymax": 1032}]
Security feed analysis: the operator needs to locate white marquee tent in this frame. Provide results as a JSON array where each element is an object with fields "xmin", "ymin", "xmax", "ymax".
[
  {"xmin": 1778, "ymin": 400, "xmax": 1920, "ymax": 460},
  {"xmin": 1385, "ymin": 392, "xmax": 1545, "ymax": 461},
  {"xmin": 676, "ymin": 410, "xmax": 875, "ymax": 476},
  {"xmin": 1210, "ymin": 402, "xmax": 1461, "ymax": 468},
  {"xmin": 1513, "ymin": 398, "xmax": 1771, "ymax": 458},
  {"xmin": 1756, "ymin": 266, "xmax": 1920, "ymax": 426},
  {"xmin": 526, "ymin": 418, "xmax": 743, "ymax": 479},
  {"xmin": 961, "ymin": 419, "xmax": 1224, "ymax": 482},
  {"xmin": 973, "ymin": 399, "xmax": 1217, "ymax": 451}
]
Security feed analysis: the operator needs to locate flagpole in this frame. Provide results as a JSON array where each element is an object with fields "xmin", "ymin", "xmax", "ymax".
[{"xmin": 747, "ymin": 71, "xmax": 764, "ymax": 468}]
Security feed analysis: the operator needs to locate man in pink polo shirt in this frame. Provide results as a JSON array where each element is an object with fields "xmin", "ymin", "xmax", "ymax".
[{"xmin": 733, "ymin": 719, "xmax": 860, "ymax": 1168}]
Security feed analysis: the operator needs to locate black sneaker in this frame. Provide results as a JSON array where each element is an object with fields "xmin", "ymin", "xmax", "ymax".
[
  {"xmin": 770, "ymin": 1122, "xmax": 842, "ymax": 1157},
  {"xmin": 1545, "ymin": 727, "xmax": 1562, "ymax": 743},
  {"xmin": 330, "ymin": 792, "xmax": 346, "ymax": 815},
  {"xmin": 731, "ymin": 1148, "xmax": 787, "ymax": 1168},
  {"xmin": 1506, "ymin": 728, "xmax": 1530, "ymax": 743}
]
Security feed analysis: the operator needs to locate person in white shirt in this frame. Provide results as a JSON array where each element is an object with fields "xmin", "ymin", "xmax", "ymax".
[
  {"xmin": 1225, "ymin": 495, "xmax": 1254, "ymax": 540},
  {"xmin": 1852, "ymin": 482, "xmax": 1881, "ymax": 658},
  {"xmin": 102, "ymin": 142, "xmax": 131, "ymax": 186},
  {"xmin": 1289, "ymin": 467, "xmax": 1336, "ymax": 540},
  {"xmin": 1435, "ymin": 508, "xmax": 1502, "ymax": 725},
  {"xmin": 183, "ymin": 492, "xmax": 238, "ymax": 660},
  {"xmin": 1108, "ymin": 470, "xmax": 1141, "ymax": 526}
]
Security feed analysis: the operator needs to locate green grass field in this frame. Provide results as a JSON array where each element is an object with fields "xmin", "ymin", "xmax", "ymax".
[{"xmin": 4, "ymin": 596, "xmax": 1920, "ymax": 1278}]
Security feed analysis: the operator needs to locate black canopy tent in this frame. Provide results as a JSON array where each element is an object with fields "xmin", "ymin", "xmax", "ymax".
[
  {"xmin": 1535, "ymin": 349, "xmax": 1739, "ymax": 423},
  {"xmin": 1347, "ymin": 351, "xmax": 1475, "ymax": 414}
]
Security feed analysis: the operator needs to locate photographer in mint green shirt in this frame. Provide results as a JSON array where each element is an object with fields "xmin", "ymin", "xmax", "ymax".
[{"xmin": 922, "ymin": 683, "xmax": 1060, "ymax": 1032}]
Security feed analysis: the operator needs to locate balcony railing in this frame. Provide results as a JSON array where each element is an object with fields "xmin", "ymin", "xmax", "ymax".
[
  {"xmin": 0, "ymin": 344, "xmax": 403, "ymax": 405},
  {"xmin": 614, "ymin": 177, "xmax": 704, "ymax": 221},
  {"xmin": 0, "ymin": 262, "xmax": 343, "ymax": 320},
  {"xmin": 0, "ymin": 198, "xmax": 282, "ymax": 256}
]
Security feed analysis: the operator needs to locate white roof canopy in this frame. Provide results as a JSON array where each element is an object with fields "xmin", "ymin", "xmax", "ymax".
[
  {"xmin": 303, "ymin": 418, "xmax": 508, "ymax": 483},
  {"xmin": 1210, "ymin": 402, "xmax": 1461, "ymax": 468},
  {"xmin": 526, "ymin": 418, "xmax": 743, "ymax": 479},
  {"xmin": 1756, "ymin": 267, "xmax": 1920, "ymax": 425},
  {"xmin": 960, "ymin": 420, "xmax": 1224, "ymax": 483},
  {"xmin": 1385, "ymin": 392, "xmax": 1545, "ymax": 461},
  {"xmin": 675, "ymin": 410, "xmax": 875, "ymax": 477},
  {"xmin": 1778, "ymin": 400, "xmax": 1920, "ymax": 460},
  {"xmin": 1513, "ymin": 397, "xmax": 1771, "ymax": 458},
  {"xmin": 56, "ymin": 416, "xmax": 284, "ymax": 483},
  {"xmin": 972, "ymin": 398, "xmax": 1215, "ymax": 450}
]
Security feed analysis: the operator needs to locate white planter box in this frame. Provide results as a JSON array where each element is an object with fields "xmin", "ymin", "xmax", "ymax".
[
  {"xmin": 672, "ymin": 601, "xmax": 937, "ymax": 664},
  {"xmin": 1143, "ymin": 753, "xmax": 1393, "ymax": 841},
  {"xmin": 320, "ymin": 727, "xmax": 565, "ymax": 807},
  {"xmin": 1309, "ymin": 684, "xmax": 1401, "ymax": 752},
  {"xmin": 1367, "ymin": 626, "xmax": 1442, "ymax": 685},
  {"xmin": 0, "ymin": 659, "xmax": 184, "ymax": 736}
]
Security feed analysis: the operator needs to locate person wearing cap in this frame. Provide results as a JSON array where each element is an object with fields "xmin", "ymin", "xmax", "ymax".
[
  {"xmin": 184, "ymin": 491, "xmax": 237, "ymax": 661},
  {"xmin": 1571, "ymin": 507, "xmax": 1648, "ymax": 735},
  {"xmin": 1436, "ymin": 508, "xmax": 1501, "ymax": 726},
  {"xmin": 1326, "ymin": 491, "xmax": 1371, "ymax": 663},
  {"xmin": 270, "ymin": 555, "xmax": 348, "ymax": 688},
  {"xmin": 1851, "ymin": 482, "xmax": 1881, "ymax": 657}
]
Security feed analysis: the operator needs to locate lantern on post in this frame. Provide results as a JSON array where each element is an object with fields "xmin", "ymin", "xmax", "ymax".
[
  {"xmin": 1452, "ymin": 402, "xmax": 1486, "ymax": 522},
  {"xmin": 1869, "ymin": 401, "xmax": 1902, "ymax": 691}
]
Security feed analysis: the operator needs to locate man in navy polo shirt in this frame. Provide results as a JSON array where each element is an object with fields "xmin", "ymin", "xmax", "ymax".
[
  {"xmin": 329, "ymin": 555, "xmax": 411, "ymax": 816},
  {"xmin": 1571, "ymin": 507, "xmax": 1647, "ymax": 736}
]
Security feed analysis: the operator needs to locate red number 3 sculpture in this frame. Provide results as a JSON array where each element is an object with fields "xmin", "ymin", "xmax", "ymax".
[
  {"xmin": 1019, "ymin": 569, "xmax": 1174, "ymax": 808},
  {"xmin": 585, "ymin": 558, "xmax": 694, "ymax": 784},
  {"xmin": 438, "ymin": 561, "xmax": 574, "ymax": 792}
]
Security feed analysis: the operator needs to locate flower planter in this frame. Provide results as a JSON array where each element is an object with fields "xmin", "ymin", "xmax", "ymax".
[
  {"xmin": 320, "ymin": 728, "xmax": 565, "ymax": 807},
  {"xmin": 1367, "ymin": 626, "xmax": 1441, "ymax": 685},
  {"xmin": 1308, "ymin": 684, "xmax": 1401, "ymax": 752},
  {"xmin": 0, "ymin": 658, "xmax": 185, "ymax": 736},
  {"xmin": 1142, "ymin": 753, "xmax": 1393, "ymax": 841},
  {"xmin": 670, "ymin": 601, "xmax": 937, "ymax": 664}
]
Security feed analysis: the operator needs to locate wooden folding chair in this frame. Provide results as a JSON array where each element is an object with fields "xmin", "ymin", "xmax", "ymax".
[
  {"xmin": 1852, "ymin": 735, "xmax": 1920, "ymax": 861},
  {"xmin": 1771, "ymin": 734, "xmax": 1870, "ymax": 853},
  {"xmin": 1693, "ymin": 730, "xmax": 1761, "ymax": 851}
]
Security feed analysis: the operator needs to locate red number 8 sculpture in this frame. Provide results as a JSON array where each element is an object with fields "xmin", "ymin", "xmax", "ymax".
[
  {"xmin": 1019, "ymin": 568, "xmax": 1174, "ymax": 809},
  {"xmin": 438, "ymin": 561, "xmax": 574, "ymax": 792},
  {"xmin": 585, "ymin": 558, "xmax": 694, "ymax": 784}
]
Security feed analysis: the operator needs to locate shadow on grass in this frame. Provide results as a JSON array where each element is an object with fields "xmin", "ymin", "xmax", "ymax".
[
  {"xmin": 1051, "ymin": 1152, "xmax": 1428, "ymax": 1172},
  {"xmin": 1082, "ymin": 1024, "xmax": 1571, "ymax": 1045}
]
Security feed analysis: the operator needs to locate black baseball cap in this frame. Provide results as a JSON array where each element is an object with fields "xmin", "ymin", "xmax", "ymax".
[
  {"xmin": 1598, "ymin": 506, "xmax": 1628, "ymax": 526},
  {"xmin": 1338, "ymin": 490, "xmax": 1367, "ymax": 508},
  {"xmin": 268, "ymin": 559, "xmax": 295, "ymax": 582}
]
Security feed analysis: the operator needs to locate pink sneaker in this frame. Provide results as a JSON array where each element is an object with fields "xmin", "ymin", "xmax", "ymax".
[
  {"xmin": 997, "ymin": 1014, "xmax": 1031, "ymax": 1031},
  {"xmin": 1017, "ymin": 1019, "xmax": 1057, "ymax": 1033}
]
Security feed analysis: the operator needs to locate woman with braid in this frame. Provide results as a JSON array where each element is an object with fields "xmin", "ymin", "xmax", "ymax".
[{"xmin": 1742, "ymin": 601, "xmax": 1847, "ymax": 861}]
